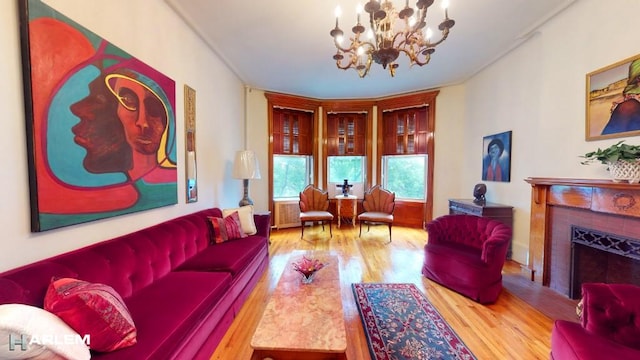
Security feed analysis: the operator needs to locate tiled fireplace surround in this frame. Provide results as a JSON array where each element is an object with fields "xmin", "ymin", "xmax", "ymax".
[{"xmin": 526, "ymin": 178, "xmax": 640, "ymax": 299}]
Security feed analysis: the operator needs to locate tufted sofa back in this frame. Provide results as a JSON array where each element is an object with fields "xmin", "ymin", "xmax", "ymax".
[
  {"xmin": 299, "ymin": 185, "xmax": 329, "ymax": 212},
  {"xmin": 426, "ymin": 214, "xmax": 511, "ymax": 263},
  {"xmin": 362, "ymin": 186, "xmax": 395, "ymax": 214},
  {"xmin": 0, "ymin": 208, "xmax": 222, "ymax": 307}
]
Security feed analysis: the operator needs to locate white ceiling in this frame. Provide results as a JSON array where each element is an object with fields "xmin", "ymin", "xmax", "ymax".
[{"xmin": 166, "ymin": 0, "xmax": 577, "ymax": 99}]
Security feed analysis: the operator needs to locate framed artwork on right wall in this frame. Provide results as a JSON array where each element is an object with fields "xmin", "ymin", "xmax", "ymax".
[
  {"xmin": 586, "ymin": 53, "xmax": 640, "ymax": 140},
  {"xmin": 482, "ymin": 131, "xmax": 512, "ymax": 182}
]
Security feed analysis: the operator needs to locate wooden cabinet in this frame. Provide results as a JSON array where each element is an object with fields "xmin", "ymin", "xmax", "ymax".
[
  {"xmin": 448, "ymin": 199, "xmax": 514, "ymax": 259},
  {"xmin": 336, "ymin": 195, "xmax": 357, "ymax": 228}
]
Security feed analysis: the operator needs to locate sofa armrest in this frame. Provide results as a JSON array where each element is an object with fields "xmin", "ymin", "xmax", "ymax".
[
  {"xmin": 581, "ymin": 283, "xmax": 640, "ymax": 350},
  {"xmin": 253, "ymin": 213, "xmax": 272, "ymax": 239},
  {"xmin": 480, "ymin": 225, "xmax": 511, "ymax": 263},
  {"xmin": 551, "ymin": 320, "xmax": 640, "ymax": 360},
  {"xmin": 480, "ymin": 238, "xmax": 508, "ymax": 263}
]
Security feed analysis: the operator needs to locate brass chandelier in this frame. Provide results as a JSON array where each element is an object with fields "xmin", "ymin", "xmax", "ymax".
[{"xmin": 330, "ymin": 0, "xmax": 455, "ymax": 78}]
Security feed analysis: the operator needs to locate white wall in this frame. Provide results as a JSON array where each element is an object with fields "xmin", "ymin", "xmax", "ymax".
[
  {"xmin": 461, "ymin": 0, "xmax": 640, "ymax": 264},
  {"xmin": 0, "ymin": 0, "xmax": 245, "ymax": 272}
]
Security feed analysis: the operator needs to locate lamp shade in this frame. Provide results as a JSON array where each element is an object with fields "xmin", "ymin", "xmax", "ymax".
[{"xmin": 232, "ymin": 150, "xmax": 261, "ymax": 180}]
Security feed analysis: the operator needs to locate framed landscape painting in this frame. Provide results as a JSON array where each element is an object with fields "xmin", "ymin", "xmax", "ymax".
[
  {"xmin": 482, "ymin": 131, "xmax": 512, "ymax": 183},
  {"xmin": 586, "ymin": 53, "xmax": 640, "ymax": 140},
  {"xmin": 19, "ymin": 0, "xmax": 177, "ymax": 231}
]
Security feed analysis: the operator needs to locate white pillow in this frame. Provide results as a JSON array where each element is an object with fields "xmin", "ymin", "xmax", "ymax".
[
  {"xmin": 0, "ymin": 304, "xmax": 91, "ymax": 360},
  {"xmin": 222, "ymin": 205, "xmax": 257, "ymax": 235}
]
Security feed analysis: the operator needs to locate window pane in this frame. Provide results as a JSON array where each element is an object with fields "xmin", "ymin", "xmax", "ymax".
[
  {"xmin": 383, "ymin": 155, "xmax": 426, "ymax": 200},
  {"xmin": 328, "ymin": 156, "xmax": 364, "ymax": 183},
  {"xmin": 273, "ymin": 155, "xmax": 310, "ymax": 198}
]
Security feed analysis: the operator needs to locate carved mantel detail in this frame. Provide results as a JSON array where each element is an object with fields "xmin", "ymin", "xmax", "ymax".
[{"xmin": 525, "ymin": 177, "xmax": 640, "ymax": 285}]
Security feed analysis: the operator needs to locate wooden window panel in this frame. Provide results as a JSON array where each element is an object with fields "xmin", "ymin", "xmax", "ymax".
[
  {"xmin": 326, "ymin": 113, "xmax": 366, "ymax": 156},
  {"xmin": 273, "ymin": 108, "xmax": 313, "ymax": 155},
  {"xmin": 382, "ymin": 107, "xmax": 427, "ymax": 155}
]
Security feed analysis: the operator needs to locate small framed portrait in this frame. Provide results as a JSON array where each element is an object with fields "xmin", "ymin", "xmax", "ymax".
[
  {"xmin": 586, "ymin": 53, "xmax": 640, "ymax": 140},
  {"xmin": 482, "ymin": 131, "xmax": 512, "ymax": 182}
]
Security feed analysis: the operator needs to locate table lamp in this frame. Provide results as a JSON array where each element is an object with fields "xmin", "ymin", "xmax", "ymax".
[{"xmin": 232, "ymin": 150, "xmax": 261, "ymax": 206}]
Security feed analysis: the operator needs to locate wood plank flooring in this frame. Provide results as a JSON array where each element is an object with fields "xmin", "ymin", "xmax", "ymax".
[{"xmin": 210, "ymin": 224, "xmax": 579, "ymax": 360}]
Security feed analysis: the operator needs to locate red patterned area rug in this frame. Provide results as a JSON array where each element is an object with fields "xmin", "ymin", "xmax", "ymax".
[{"xmin": 352, "ymin": 283, "xmax": 477, "ymax": 360}]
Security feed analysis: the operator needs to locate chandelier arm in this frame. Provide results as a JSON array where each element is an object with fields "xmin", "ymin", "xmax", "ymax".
[
  {"xmin": 397, "ymin": 47, "xmax": 420, "ymax": 65},
  {"xmin": 368, "ymin": 11, "xmax": 382, "ymax": 50},
  {"xmin": 411, "ymin": 7, "xmax": 428, "ymax": 33},
  {"xmin": 424, "ymin": 29, "xmax": 451, "ymax": 48},
  {"xmin": 357, "ymin": 57, "xmax": 373, "ymax": 78}
]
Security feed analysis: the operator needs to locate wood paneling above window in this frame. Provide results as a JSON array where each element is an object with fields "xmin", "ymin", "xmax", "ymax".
[
  {"xmin": 382, "ymin": 107, "xmax": 428, "ymax": 155},
  {"xmin": 272, "ymin": 108, "xmax": 313, "ymax": 155},
  {"xmin": 326, "ymin": 113, "xmax": 366, "ymax": 156}
]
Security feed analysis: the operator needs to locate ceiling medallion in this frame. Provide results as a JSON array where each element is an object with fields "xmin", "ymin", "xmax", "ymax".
[{"xmin": 330, "ymin": 0, "xmax": 455, "ymax": 78}]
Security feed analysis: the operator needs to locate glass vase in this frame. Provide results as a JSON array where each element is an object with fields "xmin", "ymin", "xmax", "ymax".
[{"xmin": 301, "ymin": 272, "xmax": 315, "ymax": 284}]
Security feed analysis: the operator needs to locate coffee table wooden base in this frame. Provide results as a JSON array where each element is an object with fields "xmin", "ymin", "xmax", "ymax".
[{"xmin": 251, "ymin": 349, "xmax": 347, "ymax": 360}]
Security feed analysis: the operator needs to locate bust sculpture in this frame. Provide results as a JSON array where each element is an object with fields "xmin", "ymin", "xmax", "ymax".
[{"xmin": 473, "ymin": 183, "xmax": 487, "ymax": 204}]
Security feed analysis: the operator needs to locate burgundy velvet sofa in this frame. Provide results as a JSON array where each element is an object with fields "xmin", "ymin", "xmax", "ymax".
[
  {"xmin": 551, "ymin": 283, "xmax": 640, "ymax": 360},
  {"xmin": 422, "ymin": 214, "xmax": 511, "ymax": 304},
  {"xmin": 0, "ymin": 208, "xmax": 270, "ymax": 360}
]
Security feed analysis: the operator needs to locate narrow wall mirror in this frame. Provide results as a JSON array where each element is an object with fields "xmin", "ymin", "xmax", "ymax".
[{"xmin": 185, "ymin": 85, "xmax": 198, "ymax": 203}]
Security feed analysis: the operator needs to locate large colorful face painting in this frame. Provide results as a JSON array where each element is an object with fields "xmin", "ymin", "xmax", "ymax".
[{"xmin": 19, "ymin": 0, "xmax": 177, "ymax": 231}]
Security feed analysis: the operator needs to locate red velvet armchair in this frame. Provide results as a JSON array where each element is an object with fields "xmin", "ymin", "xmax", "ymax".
[
  {"xmin": 551, "ymin": 283, "xmax": 640, "ymax": 360},
  {"xmin": 422, "ymin": 214, "xmax": 511, "ymax": 304}
]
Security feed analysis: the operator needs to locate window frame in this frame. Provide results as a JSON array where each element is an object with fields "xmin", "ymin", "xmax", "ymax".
[{"xmin": 376, "ymin": 91, "xmax": 438, "ymax": 224}]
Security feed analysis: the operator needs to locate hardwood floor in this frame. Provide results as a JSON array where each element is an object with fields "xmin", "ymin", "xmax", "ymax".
[{"xmin": 209, "ymin": 224, "xmax": 579, "ymax": 360}]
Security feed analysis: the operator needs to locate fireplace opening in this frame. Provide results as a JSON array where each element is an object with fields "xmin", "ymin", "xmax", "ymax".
[{"xmin": 570, "ymin": 226, "xmax": 640, "ymax": 299}]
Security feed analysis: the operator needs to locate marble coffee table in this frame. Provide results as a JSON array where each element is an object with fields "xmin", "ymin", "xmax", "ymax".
[{"xmin": 250, "ymin": 252, "xmax": 347, "ymax": 360}]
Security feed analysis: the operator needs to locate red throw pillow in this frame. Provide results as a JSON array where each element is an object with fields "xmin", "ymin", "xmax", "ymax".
[
  {"xmin": 44, "ymin": 278, "xmax": 137, "ymax": 352},
  {"xmin": 208, "ymin": 212, "xmax": 246, "ymax": 243},
  {"xmin": 209, "ymin": 216, "xmax": 229, "ymax": 244},
  {"xmin": 225, "ymin": 211, "xmax": 247, "ymax": 240}
]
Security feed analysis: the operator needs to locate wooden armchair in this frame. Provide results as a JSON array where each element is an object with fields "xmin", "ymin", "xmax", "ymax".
[
  {"xmin": 357, "ymin": 185, "xmax": 395, "ymax": 241},
  {"xmin": 299, "ymin": 185, "xmax": 334, "ymax": 238}
]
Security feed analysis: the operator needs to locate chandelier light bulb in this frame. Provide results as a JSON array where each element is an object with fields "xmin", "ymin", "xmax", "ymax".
[
  {"xmin": 336, "ymin": 35, "xmax": 344, "ymax": 44},
  {"xmin": 409, "ymin": 16, "xmax": 417, "ymax": 27},
  {"xmin": 441, "ymin": 0, "xmax": 450, "ymax": 10},
  {"xmin": 357, "ymin": 46, "xmax": 364, "ymax": 56},
  {"xmin": 425, "ymin": 27, "xmax": 433, "ymax": 39},
  {"xmin": 356, "ymin": 3, "xmax": 363, "ymax": 14},
  {"xmin": 334, "ymin": 5, "xmax": 342, "ymax": 18}
]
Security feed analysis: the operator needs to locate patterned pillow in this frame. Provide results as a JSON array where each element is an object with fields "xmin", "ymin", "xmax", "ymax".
[
  {"xmin": 208, "ymin": 216, "xmax": 229, "ymax": 244},
  {"xmin": 208, "ymin": 212, "xmax": 247, "ymax": 244},
  {"xmin": 224, "ymin": 211, "xmax": 247, "ymax": 240},
  {"xmin": 222, "ymin": 205, "xmax": 257, "ymax": 235},
  {"xmin": 44, "ymin": 278, "xmax": 137, "ymax": 352}
]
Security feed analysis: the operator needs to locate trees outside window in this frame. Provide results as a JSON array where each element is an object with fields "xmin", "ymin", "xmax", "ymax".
[
  {"xmin": 382, "ymin": 154, "xmax": 427, "ymax": 200},
  {"xmin": 273, "ymin": 155, "xmax": 312, "ymax": 199}
]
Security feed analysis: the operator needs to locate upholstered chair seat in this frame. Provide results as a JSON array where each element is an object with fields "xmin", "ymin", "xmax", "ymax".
[
  {"xmin": 299, "ymin": 185, "xmax": 333, "ymax": 238},
  {"xmin": 357, "ymin": 186, "xmax": 395, "ymax": 241}
]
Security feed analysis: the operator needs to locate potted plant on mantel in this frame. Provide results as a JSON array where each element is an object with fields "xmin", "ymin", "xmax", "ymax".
[{"xmin": 581, "ymin": 141, "xmax": 640, "ymax": 183}]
